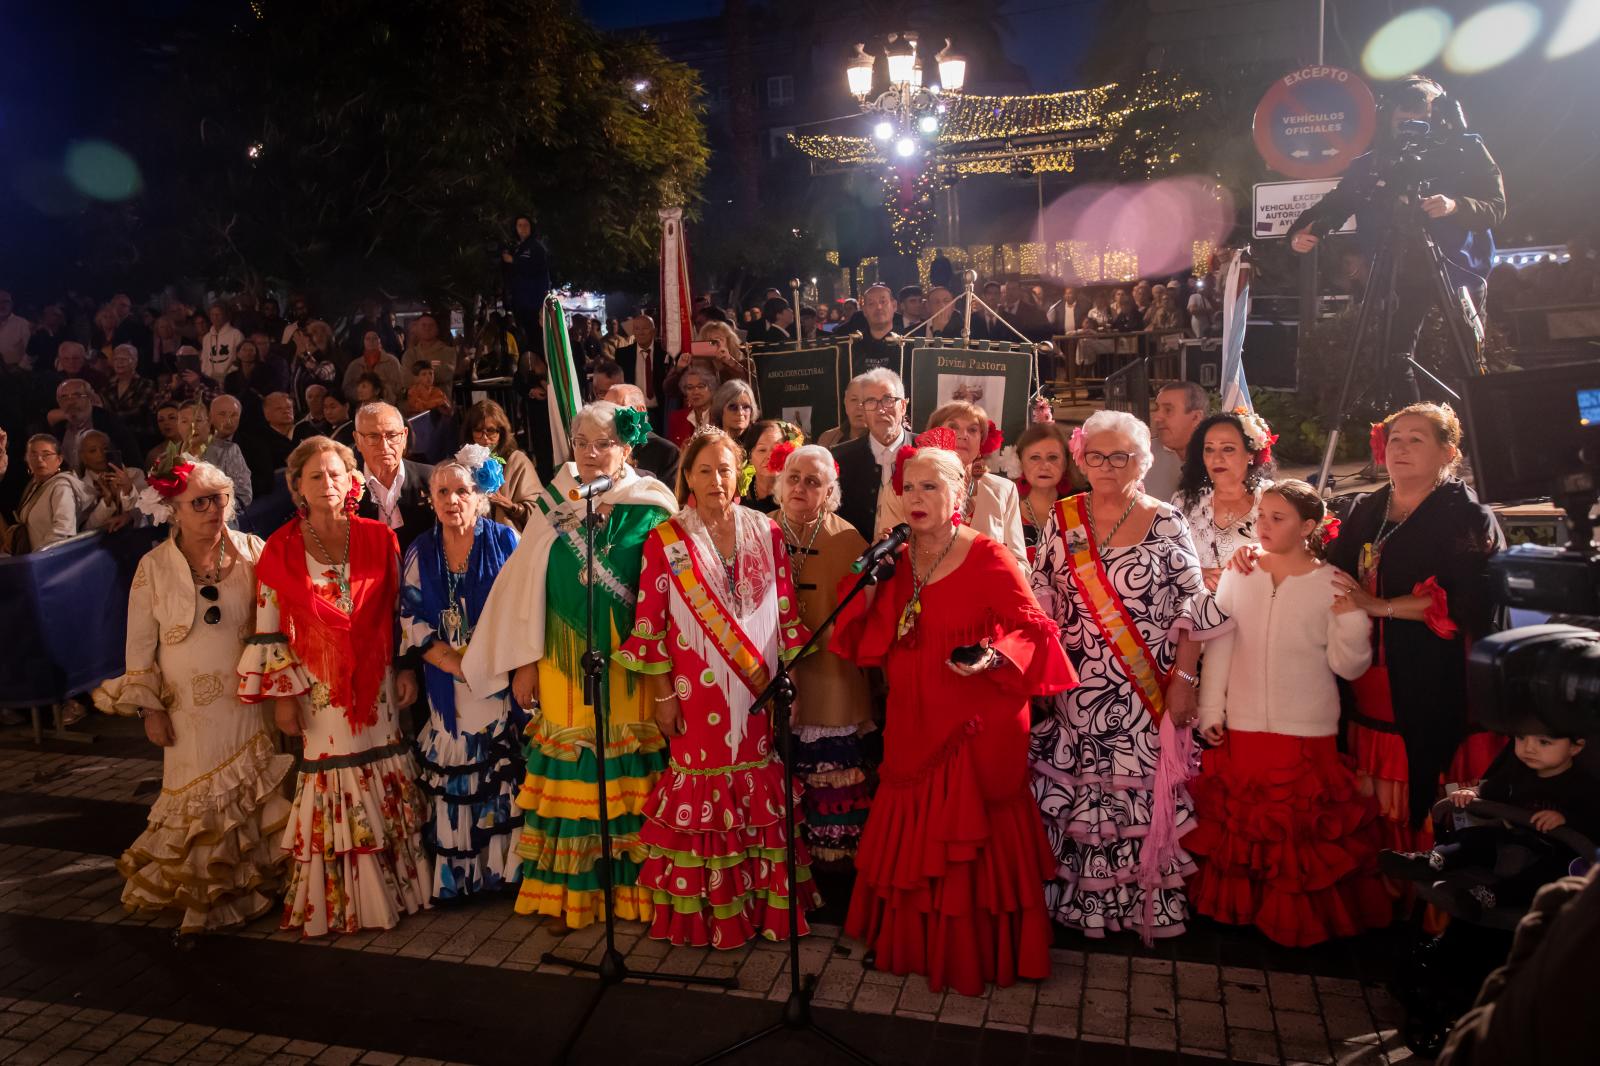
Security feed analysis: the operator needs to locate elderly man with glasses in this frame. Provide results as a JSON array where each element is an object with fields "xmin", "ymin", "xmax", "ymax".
[
  {"xmin": 351, "ymin": 401, "xmax": 434, "ymax": 550},
  {"xmin": 831, "ymin": 367, "xmax": 911, "ymax": 541},
  {"xmin": 45, "ymin": 377, "xmax": 140, "ymax": 474}
]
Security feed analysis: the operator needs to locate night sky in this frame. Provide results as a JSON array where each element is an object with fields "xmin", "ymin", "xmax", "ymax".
[{"xmin": 581, "ymin": 0, "xmax": 1099, "ymax": 90}]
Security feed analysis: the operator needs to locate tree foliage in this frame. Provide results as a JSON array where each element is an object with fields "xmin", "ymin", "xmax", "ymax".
[{"xmin": 88, "ymin": 0, "xmax": 708, "ymax": 304}]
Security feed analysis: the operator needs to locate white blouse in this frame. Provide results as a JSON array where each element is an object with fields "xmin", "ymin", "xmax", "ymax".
[{"xmin": 1173, "ymin": 484, "xmax": 1269, "ymax": 571}]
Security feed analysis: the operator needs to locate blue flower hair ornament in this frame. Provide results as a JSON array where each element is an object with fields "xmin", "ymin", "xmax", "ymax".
[{"xmin": 454, "ymin": 443, "xmax": 506, "ymax": 495}]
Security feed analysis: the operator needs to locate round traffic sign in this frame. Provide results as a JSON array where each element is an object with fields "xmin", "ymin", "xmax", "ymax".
[{"xmin": 1252, "ymin": 67, "xmax": 1377, "ymax": 180}]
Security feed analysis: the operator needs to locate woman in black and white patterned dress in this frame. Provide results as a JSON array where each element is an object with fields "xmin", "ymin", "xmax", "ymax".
[
  {"xmin": 1030, "ymin": 411, "xmax": 1229, "ymax": 941},
  {"xmin": 1171, "ymin": 410, "xmax": 1276, "ymax": 593}
]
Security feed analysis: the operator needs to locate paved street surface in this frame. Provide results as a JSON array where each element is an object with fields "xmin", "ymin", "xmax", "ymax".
[{"xmin": 0, "ymin": 722, "xmax": 1431, "ymax": 1066}]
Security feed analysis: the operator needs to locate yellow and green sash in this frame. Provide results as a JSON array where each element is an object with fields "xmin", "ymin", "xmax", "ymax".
[
  {"xmin": 1056, "ymin": 494, "xmax": 1167, "ymax": 722},
  {"xmin": 656, "ymin": 519, "xmax": 769, "ymax": 698}
]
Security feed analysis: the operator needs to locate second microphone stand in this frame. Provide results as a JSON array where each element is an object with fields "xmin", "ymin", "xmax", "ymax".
[
  {"xmin": 547, "ymin": 486, "xmax": 733, "ymax": 1065},
  {"xmin": 692, "ymin": 552, "xmax": 896, "ymax": 1066}
]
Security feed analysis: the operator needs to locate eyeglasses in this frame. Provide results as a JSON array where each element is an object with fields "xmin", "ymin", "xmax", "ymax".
[
  {"xmin": 1081, "ymin": 450, "xmax": 1133, "ymax": 469},
  {"xmin": 357, "ymin": 430, "xmax": 407, "ymax": 445},
  {"xmin": 189, "ymin": 493, "xmax": 230, "ymax": 513},
  {"xmin": 570, "ymin": 437, "xmax": 620, "ymax": 453},
  {"xmin": 860, "ymin": 396, "xmax": 903, "ymax": 411},
  {"xmin": 199, "ymin": 582, "xmax": 221, "ymax": 625},
  {"xmin": 57, "ymin": 391, "xmax": 91, "ymax": 402}
]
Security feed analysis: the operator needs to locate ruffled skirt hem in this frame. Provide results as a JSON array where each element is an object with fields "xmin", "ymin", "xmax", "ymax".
[
  {"xmin": 1186, "ymin": 731, "xmax": 1393, "ymax": 947},
  {"xmin": 279, "ymin": 746, "xmax": 432, "ymax": 937},
  {"xmin": 117, "ymin": 731, "xmax": 294, "ymax": 934}
]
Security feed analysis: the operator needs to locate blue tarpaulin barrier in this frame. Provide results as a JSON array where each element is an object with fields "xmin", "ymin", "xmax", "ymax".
[{"xmin": 0, "ymin": 478, "xmax": 295, "ymax": 708}]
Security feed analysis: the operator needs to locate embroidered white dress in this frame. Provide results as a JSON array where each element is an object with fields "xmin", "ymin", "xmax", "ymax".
[{"xmin": 99, "ymin": 532, "xmax": 293, "ymax": 933}]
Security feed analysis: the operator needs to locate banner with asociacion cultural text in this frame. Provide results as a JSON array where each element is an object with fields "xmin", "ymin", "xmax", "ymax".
[
  {"xmin": 907, "ymin": 345, "xmax": 1033, "ymax": 440},
  {"xmin": 751, "ymin": 344, "xmax": 843, "ymax": 441}
]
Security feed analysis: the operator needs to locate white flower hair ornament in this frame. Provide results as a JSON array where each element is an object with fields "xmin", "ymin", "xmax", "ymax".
[{"xmin": 1232, "ymin": 407, "xmax": 1278, "ymax": 463}]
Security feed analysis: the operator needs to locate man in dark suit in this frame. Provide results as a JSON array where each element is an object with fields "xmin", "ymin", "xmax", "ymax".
[
  {"xmin": 605, "ymin": 384, "xmax": 680, "ymax": 490},
  {"xmin": 352, "ymin": 401, "xmax": 434, "ymax": 551},
  {"xmin": 831, "ymin": 367, "xmax": 910, "ymax": 541},
  {"xmin": 240, "ymin": 391, "xmax": 299, "ymax": 500},
  {"xmin": 611, "ymin": 312, "xmax": 674, "ymax": 433},
  {"xmin": 747, "ymin": 296, "xmax": 794, "ymax": 347}
]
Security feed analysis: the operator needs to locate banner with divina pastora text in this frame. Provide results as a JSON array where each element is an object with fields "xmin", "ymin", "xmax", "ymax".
[
  {"xmin": 906, "ymin": 343, "xmax": 1035, "ymax": 440},
  {"xmin": 750, "ymin": 344, "xmax": 843, "ymax": 440}
]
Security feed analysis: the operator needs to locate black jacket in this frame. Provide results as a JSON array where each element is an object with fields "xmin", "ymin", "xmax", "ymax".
[
  {"xmin": 631, "ymin": 432, "xmax": 680, "ymax": 493},
  {"xmin": 1326, "ymin": 477, "xmax": 1504, "ymax": 827},
  {"xmin": 355, "ymin": 459, "xmax": 435, "ymax": 552},
  {"xmin": 833, "ymin": 430, "xmax": 904, "ymax": 541},
  {"xmin": 1290, "ymin": 131, "xmax": 1505, "ymax": 289}
]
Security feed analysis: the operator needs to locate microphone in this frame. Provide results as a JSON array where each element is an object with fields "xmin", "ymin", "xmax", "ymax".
[
  {"xmin": 851, "ymin": 523, "xmax": 911, "ymax": 574},
  {"xmin": 567, "ymin": 475, "xmax": 613, "ymax": 501}
]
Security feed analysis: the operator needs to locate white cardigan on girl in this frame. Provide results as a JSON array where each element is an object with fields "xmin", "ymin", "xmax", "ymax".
[{"xmin": 1197, "ymin": 563, "xmax": 1373, "ymax": 738}]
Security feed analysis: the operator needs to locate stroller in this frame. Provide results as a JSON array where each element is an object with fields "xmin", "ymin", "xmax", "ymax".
[{"xmin": 1390, "ymin": 793, "xmax": 1597, "ymax": 1055}]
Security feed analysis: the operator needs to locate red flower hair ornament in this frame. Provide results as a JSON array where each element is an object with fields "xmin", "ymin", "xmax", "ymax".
[
  {"xmin": 893, "ymin": 427, "xmax": 961, "ymax": 495},
  {"xmin": 1369, "ymin": 421, "xmax": 1389, "ymax": 466},
  {"xmin": 148, "ymin": 461, "xmax": 194, "ymax": 499},
  {"xmin": 765, "ymin": 440, "xmax": 798, "ymax": 475},
  {"xmin": 980, "ymin": 420, "xmax": 1004, "ymax": 456}
]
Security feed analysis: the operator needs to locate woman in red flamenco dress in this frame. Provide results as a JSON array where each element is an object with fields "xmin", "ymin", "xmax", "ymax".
[
  {"xmin": 615, "ymin": 428, "xmax": 817, "ymax": 950},
  {"xmin": 831, "ymin": 438, "xmax": 1075, "ymax": 996}
]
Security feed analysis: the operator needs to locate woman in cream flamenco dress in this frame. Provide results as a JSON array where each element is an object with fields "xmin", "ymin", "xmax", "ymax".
[{"xmin": 97, "ymin": 455, "xmax": 294, "ymax": 935}]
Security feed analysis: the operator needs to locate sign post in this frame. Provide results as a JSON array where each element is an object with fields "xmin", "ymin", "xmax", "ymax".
[
  {"xmin": 1251, "ymin": 66, "xmax": 1377, "ymax": 180},
  {"xmin": 1252, "ymin": 179, "xmax": 1356, "ymax": 239}
]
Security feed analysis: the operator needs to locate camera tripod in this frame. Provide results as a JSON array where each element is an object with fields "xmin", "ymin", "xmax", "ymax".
[{"xmin": 1313, "ymin": 184, "xmax": 1486, "ymax": 494}]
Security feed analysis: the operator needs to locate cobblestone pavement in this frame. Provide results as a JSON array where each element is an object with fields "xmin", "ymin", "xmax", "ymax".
[{"xmin": 0, "ymin": 732, "xmax": 1432, "ymax": 1066}]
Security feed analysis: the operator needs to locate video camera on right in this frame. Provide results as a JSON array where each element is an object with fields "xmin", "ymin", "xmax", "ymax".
[{"xmin": 1462, "ymin": 362, "xmax": 1600, "ymax": 737}]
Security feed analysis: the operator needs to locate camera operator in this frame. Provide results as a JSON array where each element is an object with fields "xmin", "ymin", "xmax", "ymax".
[
  {"xmin": 501, "ymin": 214, "xmax": 551, "ymax": 352},
  {"xmin": 1288, "ymin": 75, "xmax": 1505, "ymax": 404}
]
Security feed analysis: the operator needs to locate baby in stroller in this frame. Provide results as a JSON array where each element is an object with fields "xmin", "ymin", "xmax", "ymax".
[{"xmin": 1380, "ymin": 726, "xmax": 1598, "ymax": 917}]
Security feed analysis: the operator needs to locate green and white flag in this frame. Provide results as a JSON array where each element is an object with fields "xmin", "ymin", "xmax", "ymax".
[{"xmin": 542, "ymin": 294, "xmax": 582, "ymax": 465}]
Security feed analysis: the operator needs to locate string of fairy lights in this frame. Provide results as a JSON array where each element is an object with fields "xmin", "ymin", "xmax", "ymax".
[{"xmin": 792, "ymin": 74, "xmax": 1208, "ymax": 260}]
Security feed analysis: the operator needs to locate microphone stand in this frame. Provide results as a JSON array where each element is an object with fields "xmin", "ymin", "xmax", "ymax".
[
  {"xmin": 692, "ymin": 551, "xmax": 894, "ymax": 1066},
  {"xmin": 548, "ymin": 484, "xmax": 733, "ymax": 1066}
]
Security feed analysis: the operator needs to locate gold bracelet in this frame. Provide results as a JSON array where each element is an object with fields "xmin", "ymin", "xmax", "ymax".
[{"xmin": 653, "ymin": 692, "xmax": 677, "ymax": 703}]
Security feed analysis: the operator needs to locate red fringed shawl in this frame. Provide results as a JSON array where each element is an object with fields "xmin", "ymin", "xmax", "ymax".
[{"xmin": 256, "ymin": 517, "xmax": 399, "ymax": 729}]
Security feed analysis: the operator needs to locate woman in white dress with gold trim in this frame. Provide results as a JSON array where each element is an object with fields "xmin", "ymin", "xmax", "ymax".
[{"xmin": 98, "ymin": 455, "xmax": 293, "ymax": 936}]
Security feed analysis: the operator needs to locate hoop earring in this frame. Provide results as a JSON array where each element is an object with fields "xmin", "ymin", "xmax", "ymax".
[{"xmin": 295, "ymin": 500, "xmax": 308, "ymax": 518}]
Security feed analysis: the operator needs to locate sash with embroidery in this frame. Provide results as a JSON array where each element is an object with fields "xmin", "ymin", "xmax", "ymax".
[
  {"xmin": 1056, "ymin": 494, "xmax": 1168, "ymax": 722},
  {"xmin": 655, "ymin": 518, "xmax": 769, "ymax": 698}
]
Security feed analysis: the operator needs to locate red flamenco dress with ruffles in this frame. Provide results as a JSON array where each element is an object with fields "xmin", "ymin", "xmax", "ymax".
[
  {"xmin": 1186, "ymin": 565, "xmax": 1391, "ymax": 947},
  {"xmin": 830, "ymin": 534, "xmax": 1075, "ymax": 996},
  {"xmin": 1324, "ymin": 479, "xmax": 1505, "ymax": 859},
  {"xmin": 615, "ymin": 507, "xmax": 819, "ymax": 950}
]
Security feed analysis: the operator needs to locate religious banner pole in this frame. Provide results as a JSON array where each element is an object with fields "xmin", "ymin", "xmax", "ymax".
[
  {"xmin": 789, "ymin": 278, "xmax": 803, "ymax": 352},
  {"xmin": 659, "ymin": 204, "xmax": 693, "ymax": 363}
]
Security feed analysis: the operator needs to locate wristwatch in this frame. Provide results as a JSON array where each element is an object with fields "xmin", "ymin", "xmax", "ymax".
[{"xmin": 1173, "ymin": 667, "xmax": 1200, "ymax": 688}]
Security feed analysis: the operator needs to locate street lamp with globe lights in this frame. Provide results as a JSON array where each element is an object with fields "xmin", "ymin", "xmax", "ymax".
[{"xmin": 846, "ymin": 34, "xmax": 965, "ymax": 159}]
